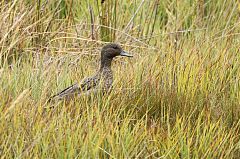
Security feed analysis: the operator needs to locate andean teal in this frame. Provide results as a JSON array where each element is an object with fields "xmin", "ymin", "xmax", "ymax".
[{"xmin": 50, "ymin": 43, "xmax": 132, "ymax": 102}]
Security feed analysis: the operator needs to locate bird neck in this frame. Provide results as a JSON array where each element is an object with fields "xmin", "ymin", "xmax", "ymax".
[{"xmin": 100, "ymin": 56, "xmax": 112, "ymax": 71}]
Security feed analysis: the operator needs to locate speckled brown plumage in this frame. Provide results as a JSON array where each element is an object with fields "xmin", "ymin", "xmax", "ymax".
[{"xmin": 49, "ymin": 43, "xmax": 132, "ymax": 102}]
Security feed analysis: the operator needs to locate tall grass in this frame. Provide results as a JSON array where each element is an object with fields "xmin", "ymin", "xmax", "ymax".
[{"xmin": 0, "ymin": 0, "xmax": 240, "ymax": 158}]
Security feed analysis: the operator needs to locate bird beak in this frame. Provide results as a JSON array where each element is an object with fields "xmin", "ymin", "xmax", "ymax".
[{"xmin": 120, "ymin": 50, "xmax": 133, "ymax": 57}]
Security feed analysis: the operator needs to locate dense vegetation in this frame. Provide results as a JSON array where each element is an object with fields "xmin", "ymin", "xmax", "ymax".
[{"xmin": 0, "ymin": 0, "xmax": 239, "ymax": 158}]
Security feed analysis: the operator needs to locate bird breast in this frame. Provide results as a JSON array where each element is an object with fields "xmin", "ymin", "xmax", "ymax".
[{"xmin": 101, "ymin": 67, "xmax": 113, "ymax": 91}]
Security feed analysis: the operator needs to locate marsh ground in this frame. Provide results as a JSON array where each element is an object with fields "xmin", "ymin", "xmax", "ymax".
[{"xmin": 0, "ymin": 0, "xmax": 239, "ymax": 158}]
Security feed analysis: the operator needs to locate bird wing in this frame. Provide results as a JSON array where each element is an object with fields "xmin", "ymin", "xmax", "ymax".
[
  {"xmin": 50, "ymin": 83, "xmax": 81, "ymax": 100},
  {"xmin": 49, "ymin": 75, "xmax": 100, "ymax": 101}
]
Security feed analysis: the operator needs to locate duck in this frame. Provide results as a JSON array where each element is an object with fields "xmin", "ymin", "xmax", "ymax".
[{"xmin": 49, "ymin": 43, "xmax": 133, "ymax": 102}]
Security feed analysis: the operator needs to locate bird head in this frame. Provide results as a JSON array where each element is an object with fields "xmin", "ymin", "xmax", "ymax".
[{"xmin": 101, "ymin": 43, "xmax": 133, "ymax": 59}]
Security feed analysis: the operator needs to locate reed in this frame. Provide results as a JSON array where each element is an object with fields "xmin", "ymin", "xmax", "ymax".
[
  {"xmin": 0, "ymin": 0, "xmax": 239, "ymax": 158},
  {"xmin": 99, "ymin": 0, "xmax": 117, "ymax": 42}
]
